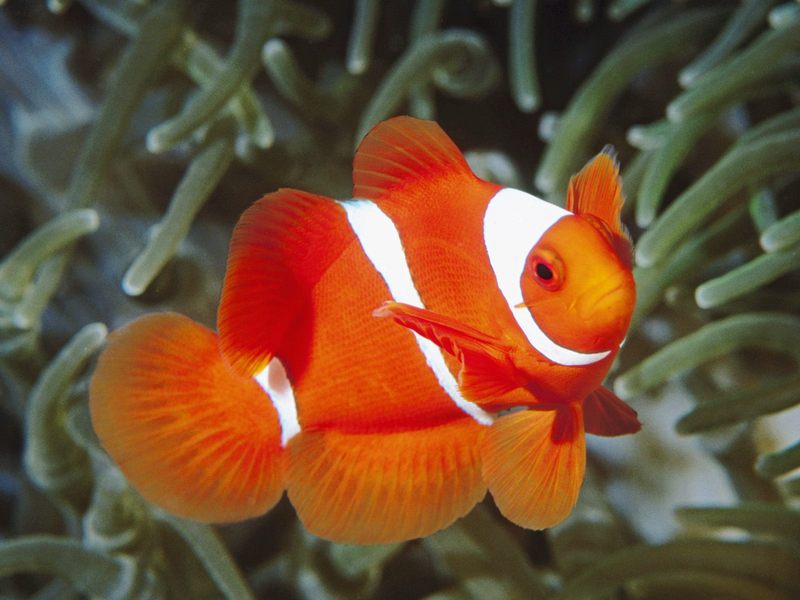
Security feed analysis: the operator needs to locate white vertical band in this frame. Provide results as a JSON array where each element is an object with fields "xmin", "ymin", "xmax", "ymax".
[
  {"xmin": 340, "ymin": 199, "xmax": 494, "ymax": 426},
  {"xmin": 255, "ymin": 358, "xmax": 300, "ymax": 446},
  {"xmin": 483, "ymin": 188, "xmax": 610, "ymax": 366}
]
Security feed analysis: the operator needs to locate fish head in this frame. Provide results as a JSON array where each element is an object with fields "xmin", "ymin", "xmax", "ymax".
[{"xmin": 519, "ymin": 214, "xmax": 635, "ymax": 354}]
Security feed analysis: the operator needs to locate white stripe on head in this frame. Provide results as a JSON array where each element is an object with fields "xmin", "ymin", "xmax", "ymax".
[
  {"xmin": 340, "ymin": 199, "xmax": 494, "ymax": 426},
  {"xmin": 483, "ymin": 188, "xmax": 610, "ymax": 367},
  {"xmin": 255, "ymin": 358, "xmax": 300, "ymax": 446}
]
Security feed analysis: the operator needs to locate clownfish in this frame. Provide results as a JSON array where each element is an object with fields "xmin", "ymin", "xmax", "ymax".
[{"xmin": 90, "ymin": 116, "xmax": 640, "ymax": 544}]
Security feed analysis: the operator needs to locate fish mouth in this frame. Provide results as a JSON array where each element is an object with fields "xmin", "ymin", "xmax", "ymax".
[
  {"xmin": 577, "ymin": 283, "xmax": 628, "ymax": 320},
  {"xmin": 574, "ymin": 281, "xmax": 634, "ymax": 349}
]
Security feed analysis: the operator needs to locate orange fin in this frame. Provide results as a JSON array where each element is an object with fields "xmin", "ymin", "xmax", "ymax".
[
  {"xmin": 374, "ymin": 301, "xmax": 510, "ymax": 355},
  {"xmin": 481, "ymin": 405, "xmax": 586, "ymax": 530},
  {"xmin": 583, "ymin": 386, "xmax": 641, "ymax": 437},
  {"xmin": 218, "ymin": 189, "xmax": 350, "ymax": 375},
  {"xmin": 353, "ymin": 116, "xmax": 490, "ymax": 210},
  {"xmin": 567, "ymin": 147, "xmax": 632, "ymax": 267},
  {"xmin": 374, "ymin": 301, "xmax": 520, "ymax": 400},
  {"xmin": 90, "ymin": 313, "xmax": 287, "ymax": 523},
  {"xmin": 459, "ymin": 351, "xmax": 522, "ymax": 402},
  {"xmin": 287, "ymin": 418, "xmax": 486, "ymax": 544}
]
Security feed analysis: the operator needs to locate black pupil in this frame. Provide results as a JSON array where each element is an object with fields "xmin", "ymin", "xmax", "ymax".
[{"xmin": 535, "ymin": 262, "xmax": 553, "ymax": 281}]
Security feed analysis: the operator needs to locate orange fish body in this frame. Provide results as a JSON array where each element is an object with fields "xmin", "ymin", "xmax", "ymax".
[{"xmin": 90, "ymin": 117, "xmax": 639, "ymax": 544}]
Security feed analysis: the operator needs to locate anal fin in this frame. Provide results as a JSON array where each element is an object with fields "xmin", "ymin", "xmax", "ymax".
[{"xmin": 287, "ymin": 418, "xmax": 486, "ymax": 544}]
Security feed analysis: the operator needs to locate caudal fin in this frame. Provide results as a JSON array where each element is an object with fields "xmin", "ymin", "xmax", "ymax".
[
  {"xmin": 480, "ymin": 405, "xmax": 585, "ymax": 530},
  {"xmin": 89, "ymin": 313, "xmax": 287, "ymax": 523}
]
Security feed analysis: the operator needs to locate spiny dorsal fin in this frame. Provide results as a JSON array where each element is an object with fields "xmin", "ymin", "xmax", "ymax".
[
  {"xmin": 567, "ymin": 147, "xmax": 632, "ymax": 267},
  {"xmin": 353, "ymin": 116, "xmax": 476, "ymax": 205}
]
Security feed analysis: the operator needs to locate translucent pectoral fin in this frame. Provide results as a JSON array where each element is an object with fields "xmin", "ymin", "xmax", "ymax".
[
  {"xmin": 480, "ymin": 404, "xmax": 586, "ymax": 530},
  {"xmin": 583, "ymin": 386, "xmax": 641, "ymax": 436}
]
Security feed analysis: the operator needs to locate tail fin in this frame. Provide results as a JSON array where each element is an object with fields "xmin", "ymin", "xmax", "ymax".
[
  {"xmin": 480, "ymin": 405, "xmax": 585, "ymax": 530},
  {"xmin": 89, "ymin": 313, "xmax": 287, "ymax": 523}
]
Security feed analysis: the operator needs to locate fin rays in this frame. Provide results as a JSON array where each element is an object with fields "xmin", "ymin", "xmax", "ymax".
[
  {"xmin": 481, "ymin": 406, "xmax": 586, "ymax": 530},
  {"xmin": 384, "ymin": 119, "xmax": 456, "ymax": 164},
  {"xmin": 353, "ymin": 116, "xmax": 476, "ymax": 205},
  {"xmin": 218, "ymin": 189, "xmax": 351, "ymax": 375},
  {"xmin": 567, "ymin": 150, "xmax": 633, "ymax": 267},
  {"xmin": 288, "ymin": 418, "xmax": 485, "ymax": 544},
  {"xmin": 90, "ymin": 313, "xmax": 287, "ymax": 523}
]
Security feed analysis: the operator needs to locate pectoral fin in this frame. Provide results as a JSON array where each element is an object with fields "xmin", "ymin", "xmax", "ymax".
[
  {"xmin": 374, "ymin": 302, "xmax": 521, "ymax": 401},
  {"xmin": 583, "ymin": 386, "xmax": 641, "ymax": 436}
]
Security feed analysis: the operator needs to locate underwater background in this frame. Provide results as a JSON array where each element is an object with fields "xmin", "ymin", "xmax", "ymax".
[{"xmin": 1, "ymin": 0, "xmax": 799, "ymax": 598}]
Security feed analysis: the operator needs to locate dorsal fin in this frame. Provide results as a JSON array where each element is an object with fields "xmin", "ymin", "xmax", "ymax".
[
  {"xmin": 353, "ymin": 116, "xmax": 477, "ymax": 207},
  {"xmin": 567, "ymin": 147, "xmax": 633, "ymax": 267}
]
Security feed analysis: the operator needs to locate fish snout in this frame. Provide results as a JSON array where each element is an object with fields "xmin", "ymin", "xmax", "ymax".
[{"xmin": 576, "ymin": 279, "xmax": 635, "ymax": 342}]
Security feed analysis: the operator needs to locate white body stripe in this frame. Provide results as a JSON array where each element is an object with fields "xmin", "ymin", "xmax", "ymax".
[
  {"xmin": 255, "ymin": 358, "xmax": 300, "ymax": 446},
  {"xmin": 483, "ymin": 188, "xmax": 611, "ymax": 367},
  {"xmin": 340, "ymin": 199, "xmax": 494, "ymax": 426}
]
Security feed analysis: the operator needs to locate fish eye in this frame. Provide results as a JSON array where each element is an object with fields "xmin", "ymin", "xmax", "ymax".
[
  {"xmin": 529, "ymin": 254, "xmax": 562, "ymax": 290},
  {"xmin": 535, "ymin": 262, "xmax": 553, "ymax": 281}
]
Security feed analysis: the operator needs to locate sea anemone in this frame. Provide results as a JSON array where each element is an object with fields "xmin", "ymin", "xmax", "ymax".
[{"xmin": 1, "ymin": 1, "xmax": 798, "ymax": 598}]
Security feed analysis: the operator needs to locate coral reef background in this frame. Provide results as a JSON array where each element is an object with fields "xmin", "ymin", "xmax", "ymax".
[{"xmin": 1, "ymin": 0, "xmax": 799, "ymax": 598}]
